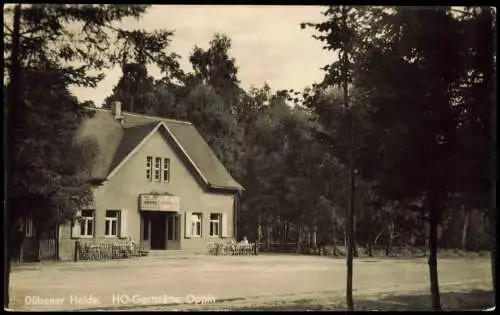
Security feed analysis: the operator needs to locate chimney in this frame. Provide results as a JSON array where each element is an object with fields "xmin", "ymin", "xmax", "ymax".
[{"xmin": 112, "ymin": 101, "xmax": 124, "ymax": 124}]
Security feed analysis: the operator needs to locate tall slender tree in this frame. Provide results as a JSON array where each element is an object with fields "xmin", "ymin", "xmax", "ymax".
[
  {"xmin": 103, "ymin": 62, "xmax": 158, "ymax": 113},
  {"xmin": 353, "ymin": 7, "xmax": 470, "ymax": 310},
  {"xmin": 5, "ymin": 4, "xmax": 22, "ymax": 308},
  {"xmin": 189, "ymin": 33, "xmax": 241, "ymax": 113},
  {"xmin": 301, "ymin": 6, "xmax": 371, "ymax": 310}
]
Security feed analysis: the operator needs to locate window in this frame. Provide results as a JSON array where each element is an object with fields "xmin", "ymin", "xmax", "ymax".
[
  {"xmin": 80, "ymin": 210, "xmax": 95, "ymax": 237},
  {"xmin": 209, "ymin": 213, "xmax": 221, "ymax": 237},
  {"xmin": 147, "ymin": 156, "xmax": 171, "ymax": 182},
  {"xmin": 105, "ymin": 210, "xmax": 120, "ymax": 237},
  {"xmin": 146, "ymin": 156, "xmax": 152, "ymax": 180},
  {"xmin": 167, "ymin": 215, "xmax": 179, "ymax": 241},
  {"xmin": 25, "ymin": 218, "xmax": 34, "ymax": 237},
  {"xmin": 163, "ymin": 158, "xmax": 170, "ymax": 182},
  {"xmin": 191, "ymin": 213, "xmax": 202, "ymax": 237},
  {"xmin": 154, "ymin": 157, "xmax": 162, "ymax": 182}
]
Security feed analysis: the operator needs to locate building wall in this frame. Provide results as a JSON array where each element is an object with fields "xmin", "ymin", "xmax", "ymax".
[
  {"xmin": 180, "ymin": 192, "xmax": 235, "ymax": 253},
  {"xmin": 59, "ymin": 127, "xmax": 235, "ymax": 259}
]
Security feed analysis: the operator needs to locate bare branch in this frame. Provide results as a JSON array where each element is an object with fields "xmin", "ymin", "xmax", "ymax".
[{"xmin": 4, "ymin": 25, "xmax": 14, "ymax": 35}]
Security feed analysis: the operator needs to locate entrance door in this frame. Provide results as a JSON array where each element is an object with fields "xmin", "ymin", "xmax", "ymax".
[
  {"xmin": 150, "ymin": 212, "xmax": 167, "ymax": 250},
  {"xmin": 140, "ymin": 213, "xmax": 151, "ymax": 249},
  {"xmin": 166, "ymin": 214, "xmax": 180, "ymax": 250}
]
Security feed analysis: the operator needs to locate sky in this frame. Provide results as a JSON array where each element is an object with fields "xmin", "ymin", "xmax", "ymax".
[{"xmin": 68, "ymin": 5, "xmax": 335, "ymax": 107}]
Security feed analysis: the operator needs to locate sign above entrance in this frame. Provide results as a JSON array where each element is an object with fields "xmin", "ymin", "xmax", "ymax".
[{"xmin": 140, "ymin": 194, "xmax": 180, "ymax": 212}]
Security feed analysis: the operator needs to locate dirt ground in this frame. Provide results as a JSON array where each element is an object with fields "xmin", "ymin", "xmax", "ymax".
[{"xmin": 8, "ymin": 254, "xmax": 494, "ymax": 311}]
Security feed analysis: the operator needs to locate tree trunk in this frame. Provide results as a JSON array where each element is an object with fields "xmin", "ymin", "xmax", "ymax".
[
  {"xmin": 428, "ymin": 190, "xmax": 442, "ymax": 310},
  {"xmin": 346, "ymin": 152, "xmax": 355, "ymax": 311},
  {"xmin": 374, "ymin": 229, "xmax": 383, "ymax": 246},
  {"xmin": 257, "ymin": 214, "xmax": 262, "ymax": 251},
  {"xmin": 5, "ymin": 4, "xmax": 22, "ymax": 309},
  {"xmin": 336, "ymin": 5, "xmax": 355, "ymax": 311},
  {"xmin": 489, "ymin": 10, "xmax": 497, "ymax": 294},
  {"xmin": 283, "ymin": 219, "xmax": 287, "ymax": 243},
  {"xmin": 343, "ymin": 229, "xmax": 347, "ymax": 252},
  {"xmin": 461, "ymin": 206, "xmax": 470, "ymax": 251},
  {"xmin": 386, "ymin": 223, "xmax": 394, "ymax": 257},
  {"xmin": 297, "ymin": 225, "xmax": 302, "ymax": 253},
  {"xmin": 265, "ymin": 216, "xmax": 271, "ymax": 251},
  {"xmin": 281, "ymin": 218, "xmax": 286, "ymax": 245},
  {"xmin": 386, "ymin": 234, "xmax": 392, "ymax": 257},
  {"xmin": 307, "ymin": 229, "xmax": 312, "ymax": 250},
  {"xmin": 312, "ymin": 225, "xmax": 318, "ymax": 250},
  {"xmin": 353, "ymin": 216, "xmax": 358, "ymax": 258},
  {"xmin": 332, "ymin": 214, "xmax": 338, "ymax": 256},
  {"xmin": 367, "ymin": 232, "xmax": 373, "ymax": 257},
  {"xmin": 288, "ymin": 221, "xmax": 291, "ymax": 244},
  {"xmin": 353, "ymin": 239, "xmax": 358, "ymax": 258},
  {"xmin": 366, "ymin": 207, "xmax": 374, "ymax": 257},
  {"xmin": 346, "ymin": 121, "xmax": 356, "ymax": 310}
]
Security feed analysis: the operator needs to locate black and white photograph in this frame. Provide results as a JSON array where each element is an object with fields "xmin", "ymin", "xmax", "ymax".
[{"xmin": 3, "ymin": 4, "xmax": 496, "ymax": 311}]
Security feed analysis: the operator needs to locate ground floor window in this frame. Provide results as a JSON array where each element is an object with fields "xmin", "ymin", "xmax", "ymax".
[
  {"xmin": 25, "ymin": 218, "xmax": 35, "ymax": 237},
  {"xmin": 105, "ymin": 210, "xmax": 120, "ymax": 237},
  {"xmin": 191, "ymin": 213, "xmax": 202, "ymax": 237},
  {"xmin": 209, "ymin": 213, "xmax": 221, "ymax": 237},
  {"xmin": 167, "ymin": 215, "xmax": 179, "ymax": 241},
  {"xmin": 80, "ymin": 210, "xmax": 95, "ymax": 237}
]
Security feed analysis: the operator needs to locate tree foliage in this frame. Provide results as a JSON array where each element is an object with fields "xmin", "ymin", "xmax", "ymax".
[
  {"xmin": 304, "ymin": 5, "xmax": 495, "ymax": 310},
  {"xmin": 3, "ymin": 4, "xmax": 168, "ymax": 252},
  {"xmin": 103, "ymin": 62, "xmax": 158, "ymax": 113}
]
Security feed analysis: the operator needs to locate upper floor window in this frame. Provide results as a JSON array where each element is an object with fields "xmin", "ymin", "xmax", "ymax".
[
  {"xmin": 146, "ymin": 156, "xmax": 171, "ymax": 182},
  {"xmin": 146, "ymin": 156, "xmax": 152, "ymax": 180},
  {"xmin": 80, "ymin": 210, "xmax": 95, "ymax": 237},
  {"xmin": 163, "ymin": 158, "xmax": 170, "ymax": 182},
  {"xmin": 154, "ymin": 157, "xmax": 162, "ymax": 182}
]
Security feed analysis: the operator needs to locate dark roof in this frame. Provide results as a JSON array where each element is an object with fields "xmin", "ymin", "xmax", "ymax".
[
  {"xmin": 108, "ymin": 122, "xmax": 158, "ymax": 173},
  {"xmin": 76, "ymin": 108, "xmax": 243, "ymax": 191}
]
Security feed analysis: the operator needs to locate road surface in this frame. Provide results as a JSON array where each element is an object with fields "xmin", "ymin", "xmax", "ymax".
[{"xmin": 8, "ymin": 254, "xmax": 492, "ymax": 311}]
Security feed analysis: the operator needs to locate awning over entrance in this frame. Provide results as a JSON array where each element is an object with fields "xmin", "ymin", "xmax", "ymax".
[{"xmin": 140, "ymin": 194, "xmax": 180, "ymax": 212}]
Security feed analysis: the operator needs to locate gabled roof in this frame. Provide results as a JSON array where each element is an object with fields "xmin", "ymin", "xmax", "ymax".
[
  {"xmin": 108, "ymin": 122, "xmax": 158, "ymax": 174},
  {"xmin": 76, "ymin": 108, "xmax": 243, "ymax": 192}
]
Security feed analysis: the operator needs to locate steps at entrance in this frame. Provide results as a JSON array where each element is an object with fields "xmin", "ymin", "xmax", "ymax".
[{"xmin": 145, "ymin": 250, "xmax": 191, "ymax": 259}]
